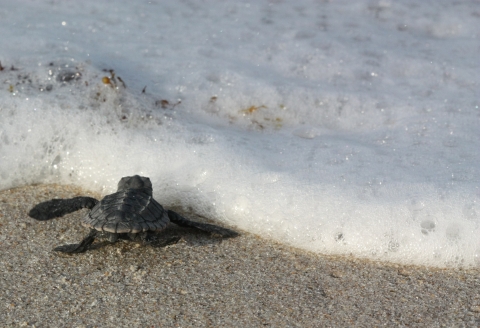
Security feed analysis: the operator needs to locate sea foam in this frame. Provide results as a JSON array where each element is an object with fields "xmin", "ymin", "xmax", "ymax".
[{"xmin": 0, "ymin": 0, "xmax": 479, "ymax": 268}]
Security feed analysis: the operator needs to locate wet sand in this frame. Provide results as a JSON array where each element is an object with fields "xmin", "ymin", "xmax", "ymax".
[{"xmin": 0, "ymin": 184, "xmax": 479, "ymax": 327}]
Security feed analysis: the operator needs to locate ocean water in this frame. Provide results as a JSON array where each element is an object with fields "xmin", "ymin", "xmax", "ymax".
[{"xmin": 0, "ymin": 0, "xmax": 479, "ymax": 268}]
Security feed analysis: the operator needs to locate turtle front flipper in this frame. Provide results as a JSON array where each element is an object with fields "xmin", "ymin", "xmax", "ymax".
[
  {"xmin": 167, "ymin": 210, "xmax": 239, "ymax": 238},
  {"xmin": 29, "ymin": 197, "xmax": 99, "ymax": 221},
  {"xmin": 53, "ymin": 229, "xmax": 98, "ymax": 253}
]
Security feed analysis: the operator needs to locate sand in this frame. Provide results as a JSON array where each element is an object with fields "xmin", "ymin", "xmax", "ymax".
[{"xmin": 0, "ymin": 184, "xmax": 479, "ymax": 327}]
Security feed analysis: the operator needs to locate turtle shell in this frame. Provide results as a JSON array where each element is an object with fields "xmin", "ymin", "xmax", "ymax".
[{"xmin": 82, "ymin": 189, "xmax": 170, "ymax": 233}]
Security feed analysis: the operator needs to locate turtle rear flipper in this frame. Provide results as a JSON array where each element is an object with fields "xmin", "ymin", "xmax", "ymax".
[
  {"xmin": 167, "ymin": 210, "xmax": 239, "ymax": 238},
  {"xmin": 29, "ymin": 197, "xmax": 98, "ymax": 221},
  {"xmin": 53, "ymin": 229, "xmax": 97, "ymax": 253}
]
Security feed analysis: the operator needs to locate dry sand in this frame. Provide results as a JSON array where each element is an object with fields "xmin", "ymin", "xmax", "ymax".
[{"xmin": 0, "ymin": 184, "xmax": 479, "ymax": 327}]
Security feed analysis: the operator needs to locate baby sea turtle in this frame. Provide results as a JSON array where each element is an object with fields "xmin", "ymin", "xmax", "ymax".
[{"xmin": 28, "ymin": 175, "xmax": 238, "ymax": 253}]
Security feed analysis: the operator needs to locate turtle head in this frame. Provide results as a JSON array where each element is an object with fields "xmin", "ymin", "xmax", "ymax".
[{"xmin": 117, "ymin": 175, "xmax": 153, "ymax": 195}]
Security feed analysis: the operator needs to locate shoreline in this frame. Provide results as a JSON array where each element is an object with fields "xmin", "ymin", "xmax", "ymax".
[{"xmin": 1, "ymin": 184, "xmax": 479, "ymax": 326}]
